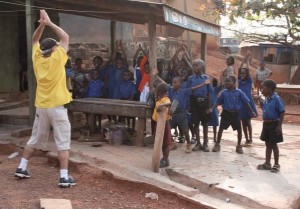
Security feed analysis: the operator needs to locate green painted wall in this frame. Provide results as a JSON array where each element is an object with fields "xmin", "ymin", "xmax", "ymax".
[{"xmin": 0, "ymin": 14, "xmax": 20, "ymax": 92}]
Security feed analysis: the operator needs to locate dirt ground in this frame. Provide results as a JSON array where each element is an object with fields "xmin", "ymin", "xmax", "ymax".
[{"xmin": 0, "ymin": 148, "xmax": 206, "ymax": 209}]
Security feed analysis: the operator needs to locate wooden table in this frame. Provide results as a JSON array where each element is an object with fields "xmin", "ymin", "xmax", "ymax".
[
  {"xmin": 69, "ymin": 98, "xmax": 153, "ymax": 146},
  {"xmin": 276, "ymin": 84, "xmax": 300, "ymax": 94},
  {"xmin": 276, "ymin": 84, "xmax": 300, "ymax": 115}
]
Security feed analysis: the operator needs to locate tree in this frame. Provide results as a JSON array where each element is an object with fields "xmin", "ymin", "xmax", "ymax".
[{"xmin": 223, "ymin": 0, "xmax": 300, "ymax": 48}]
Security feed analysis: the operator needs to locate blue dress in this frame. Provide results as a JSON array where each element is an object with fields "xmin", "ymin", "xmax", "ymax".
[
  {"xmin": 238, "ymin": 78, "xmax": 257, "ymax": 120},
  {"xmin": 208, "ymin": 86, "xmax": 221, "ymax": 126}
]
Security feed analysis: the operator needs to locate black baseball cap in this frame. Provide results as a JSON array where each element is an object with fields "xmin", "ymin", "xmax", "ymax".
[{"xmin": 40, "ymin": 38, "xmax": 58, "ymax": 51}]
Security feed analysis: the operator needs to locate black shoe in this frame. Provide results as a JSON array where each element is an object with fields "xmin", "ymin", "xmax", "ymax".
[
  {"xmin": 58, "ymin": 176, "xmax": 76, "ymax": 188},
  {"xmin": 14, "ymin": 168, "xmax": 31, "ymax": 178},
  {"xmin": 190, "ymin": 137, "xmax": 196, "ymax": 144},
  {"xmin": 192, "ymin": 142, "xmax": 202, "ymax": 151},
  {"xmin": 202, "ymin": 143, "xmax": 210, "ymax": 152},
  {"xmin": 159, "ymin": 158, "xmax": 169, "ymax": 168},
  {"xmin": 177, "ymin": 136, "xmax": 185, "ymax": 143}
]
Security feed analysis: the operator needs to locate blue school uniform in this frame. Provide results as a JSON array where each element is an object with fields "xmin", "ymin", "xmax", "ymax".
[
  {"xmin": 168, "ymin": 86, "xmax": 191, "ymax": 112},
  {"xmin": 66, "ymin": 67, "xmax": 73, "ymax": 77},
  {"xmin": 262, "ymin": 93, "xmax": 285, "ymax": 120},
  {"xmin": 238, "ymin": 77, "xmax": 257, "ymax": 120},
  {"xmin": 168, "ymin": 86, "xmax": 191, "ymax": 129},
  {"xmin": 208, "ymin": 86, "xmax": 221, "ymax": 127},
  {"xmin": 187, "ymin": 74, "xmax": 213, "ymax": 98},
  {"xmin": 120, "ymin": 80, "xmax": 136, "ymax": 99},
  {"xmin": 216, "ymin": 88, "xmax": 250, "ymax": 111},
  {"xmin": 260, "ymin": 93, "xmax": 285, "ymax": 143},
  {"xmin": 87, "ymin": 79, "xmax": 104, "ymax": 98},
  {"xmin": 181, "ymin": 80, "xmax": 188, "ymax": 89},
  {"xmin": 107, "ymin": 65, "xmax": 128, "ymax": 99},
  {"xmin": 217, "ymin": 88, "xmax": 249, "ymax": 131}
]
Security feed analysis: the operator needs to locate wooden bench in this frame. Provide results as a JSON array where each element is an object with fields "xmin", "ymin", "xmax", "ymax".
[{"xmin": 68, "ymin": 98, "xmax": 153, "ymax": 146}]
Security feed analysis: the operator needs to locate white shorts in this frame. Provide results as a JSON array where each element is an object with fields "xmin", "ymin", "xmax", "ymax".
[{"xmin": 27, "ymin": 105, "xmax": 71, "ymax": 151}]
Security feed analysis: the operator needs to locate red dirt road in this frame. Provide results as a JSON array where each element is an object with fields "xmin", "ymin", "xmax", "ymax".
[{"xmin": 0, "ymin": 149, "xmax": 206, "ymax": 209}]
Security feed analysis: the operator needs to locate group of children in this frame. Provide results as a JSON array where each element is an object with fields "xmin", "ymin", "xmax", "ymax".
[
  {"xmin": 66, "ymin": 41, "xmax": 144, "ymax": 132},
  {"xmin": 67, "ymin": 43, "xmax": 285, "ymax": 173},
  {"xmin": 150, "ymin": 53, "xmax": 284, "ymax": 173}
]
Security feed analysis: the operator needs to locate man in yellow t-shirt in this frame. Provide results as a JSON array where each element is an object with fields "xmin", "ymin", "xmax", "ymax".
[{"xmin": 14, "ymin": 10, "xmax": 75, "ymax": 188}]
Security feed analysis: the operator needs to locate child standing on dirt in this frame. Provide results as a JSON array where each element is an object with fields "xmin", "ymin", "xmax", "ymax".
[
  {"xmin": 208, "ymin": 77, "xmax": 221, "ymax": 143},
  {"xmin": 181, "ymin": 69, "xmax": 196, "ymax": 144},
  {"xmin": 152, "ymin": 82, "xmax": 172, "ymax": 168},
  {"xmin": 255, "ymin": 61, "xmax": 272, "ymax": 96},
  {"xmin": 211, "ymin": 76, "xmax": 257, "ymax": 154},
  {"xmin": 257, "ymin": 79, "xmax": 285, "ymax": 173},
  {"xmin": 152, "ymin": 68, "xmax": 210, "ymax": 153},
  {"xmin": 238, "ymin": 54, "xmax": 257, "ymax": 147}
]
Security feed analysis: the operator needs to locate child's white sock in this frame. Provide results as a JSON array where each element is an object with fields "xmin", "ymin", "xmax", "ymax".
[
  {"xmin": 18, "ymin": 158, "xmax": 28, "ymax": 171},
  {"xmin": 60, "ymin": 169, "xmax": 69, "ymax": 179}
]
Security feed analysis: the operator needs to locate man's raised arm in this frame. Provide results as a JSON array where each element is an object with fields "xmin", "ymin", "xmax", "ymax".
[{"xmin": 39, "ymin": 10, "xmax": 69, "ymax": 51}]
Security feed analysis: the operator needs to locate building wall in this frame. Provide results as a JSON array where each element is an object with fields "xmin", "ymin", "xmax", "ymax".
[
  {"xmin": 163, "ymin": 0, "xmax": 220, "ymax": 50},
  {"xmin": 0, "ymin": 14, "xmax": 20, "ymax": 92},
  {"xmin": 59, "ymin": 13, "xmax": 133, "ymax": 44}
]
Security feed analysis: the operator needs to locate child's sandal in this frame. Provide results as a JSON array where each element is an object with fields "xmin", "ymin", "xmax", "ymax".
[
  {"xmin": 271, "ymin": 164, "xmax": 280, "ymax": 173},
  {"xmin": 257, "ymin": 163, "xmax": 272, "ymax": 170}
]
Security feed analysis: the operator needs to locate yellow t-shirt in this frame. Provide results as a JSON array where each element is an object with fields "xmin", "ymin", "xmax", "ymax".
[
  {"xmin": 152, "ymin": 96, "xmax": 171, "ymax": 122},
  {"xmin": 32, "ymin": 43, "xmax": 72, "ymax": 108}
]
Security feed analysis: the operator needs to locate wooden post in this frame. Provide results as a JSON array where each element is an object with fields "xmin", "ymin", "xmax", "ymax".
[
  {"xmin": 148, "ymin": 15, "xmax": 157, "ymax": 70},
  {"xmin": 26, "ymin": 0, "xmax": 36, "ymax": 125},
  {"xmin": 201, "ymin": 33, "xmax": 207, "ymax": 67},
  {"xmin": 151, "ymin": 107, "xmax": 167, "ymax": 173},
  {"xmin": 110, "ymin": 20, "xmax": 116, "ymax": 58}
]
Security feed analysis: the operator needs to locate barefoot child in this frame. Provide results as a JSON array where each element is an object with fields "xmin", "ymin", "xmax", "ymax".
[
  {"xmin": 211, "ymin": 76, "xmax": 257, "ymax": 154},
  {"xmin": 257, "ymin": 79, "xmax": 285, "ymax": 173},
  {"xmin": 208, "ymin": 77, "xmax": 221, "ymax": 143},
  {"xmin": 238, "ymin": 53, "xmax": 257, "ymax": 146}
]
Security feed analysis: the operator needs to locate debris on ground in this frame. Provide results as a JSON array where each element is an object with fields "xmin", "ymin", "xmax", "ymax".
[
  {"xmin": 8, "ymin": 152, "xmax": 19, "ymax": 159},
  {"xmin": 145, "ymin": 192, "xmax": 159, "ymax": 200}
]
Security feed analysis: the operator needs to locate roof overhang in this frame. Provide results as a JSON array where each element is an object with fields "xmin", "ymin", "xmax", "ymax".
[{"xmin": 2, "ymin": 0, "xmax": 221, "ymax": 36}]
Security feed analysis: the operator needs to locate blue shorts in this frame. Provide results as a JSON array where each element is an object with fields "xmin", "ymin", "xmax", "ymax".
[{"xmin": 170, "ymin": 110, "xmax": 188, "ymax": 130}]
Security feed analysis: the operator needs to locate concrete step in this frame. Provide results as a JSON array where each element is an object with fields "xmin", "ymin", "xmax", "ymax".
[
  {"xmin": 0, "ymin": 100, "xmax": 29, "ymax": 111},
  {"xmin": 0, "ymin": 107, "xmax": 29, "ymax": 125}
]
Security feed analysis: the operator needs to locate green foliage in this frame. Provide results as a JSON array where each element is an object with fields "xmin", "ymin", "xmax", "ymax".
[{"xmin": 225, "ymin": 0, "xmax": 300, "ymax": 45}]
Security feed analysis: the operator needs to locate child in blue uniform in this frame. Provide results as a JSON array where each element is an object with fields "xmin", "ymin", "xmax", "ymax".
[
  {"xmin": 208, "ymin": 77, "xmax": 221, "ymax": 143},
  {"xmin": 169, "ymin": 76, "xmax": 210, "ymax": 153},
  {"xmin": 211, "ymin": 76, "xmax": 257, "ymax": 154},
  {"xmin": 238, "ymin": 67, "xmax": 257, "ymax": 146},
  {"xmin": 153, "ymin": 68, "xmax": 210, "ymax": 153},
  {"xmin": 86, "ymin": 69, "xmax": 105, "ymax": 133},
  {"xmin": 187, "ymin": 59, "xmax": 213, "ymax": 152},
  {"xmin": 119, "ymin": 70, "xmax": 136, "ymax": 132},
  {"xmin": 238, "ymin": 53, "xmax": 257, "ymax": 146},
  {"xmin": 257, "ymin": 80, "xmax": 285, "ymax": 173},
  {"xmin": 181, "ymin": 69, "xmax": 196, "ymax": 144}
]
